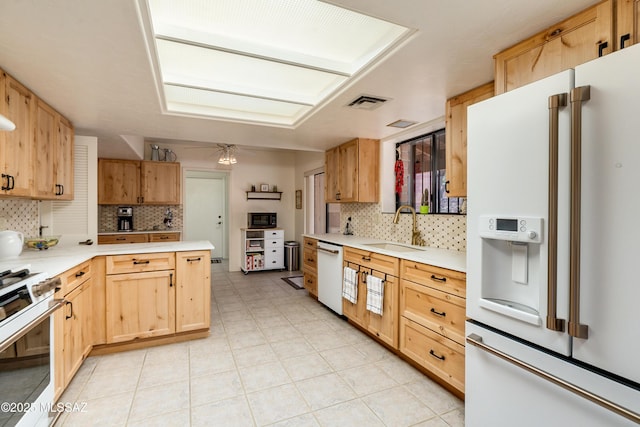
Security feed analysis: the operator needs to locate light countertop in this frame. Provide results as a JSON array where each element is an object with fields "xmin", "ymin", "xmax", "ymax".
[
  {"xmin": 303, "ymin": 233, "xmax": 466, "ymax": 273},
  {"xmin": 0, "ymin": 240, "xmax": 214, "ymax": 278}
]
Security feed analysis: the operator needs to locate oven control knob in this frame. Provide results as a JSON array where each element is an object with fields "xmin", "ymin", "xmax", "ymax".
[
  {"xmin": 32, "ymin": 277, "xmax": 62, "ymax": 296},
  {"xmin": 527, "ymin": 231, "xmax": 537, "ymax": 239}
]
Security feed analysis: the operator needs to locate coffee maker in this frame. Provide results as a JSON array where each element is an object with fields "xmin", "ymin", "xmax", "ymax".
[{"xmin": 117, "ymin": 207, "xmax": 133, "ymax": 231}]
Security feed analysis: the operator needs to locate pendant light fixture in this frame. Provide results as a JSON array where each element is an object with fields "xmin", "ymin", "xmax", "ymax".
[
  {"xmin": 217, "ymin": 144, "xmax": 237, "ymax": 165},
  {"xmin": 0, "ymin": 114, "xmax": 16, "ymax": 131}
]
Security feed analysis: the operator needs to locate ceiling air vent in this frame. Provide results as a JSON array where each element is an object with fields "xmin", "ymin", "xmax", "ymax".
[{"xmin": 346, "ymin": 95, "xmax": 389, "ymax": 111}]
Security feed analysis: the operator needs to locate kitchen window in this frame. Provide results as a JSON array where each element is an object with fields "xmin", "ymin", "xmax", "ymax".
[{"xmin": 395, "ymin": 129, "xmax": 463, "ymax": 214}]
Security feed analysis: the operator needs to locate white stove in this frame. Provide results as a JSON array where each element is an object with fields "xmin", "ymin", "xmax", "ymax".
[{"xmin": 0, "ymin": 266, "xmax": 63, "ymax": 427}]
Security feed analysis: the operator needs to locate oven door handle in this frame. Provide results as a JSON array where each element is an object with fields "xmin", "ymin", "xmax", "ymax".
[{"xmin": 0, "ymin": 299, "xmax": 65, "ymax": 353}]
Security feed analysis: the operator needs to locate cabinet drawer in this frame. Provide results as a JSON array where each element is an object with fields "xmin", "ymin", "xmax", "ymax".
[
  {"xmin": 264, "ymin": 229, "xmax": 284, "ymax": 239},
  {"xmin": 264, "ymin": 248, "xmax": 284, "ymax": 268},
  {"xmin": 264, "ymin": 238, "xmax": 283, "ymax": 248},
  {"xmin": 303, "ymin": 237, "xmax": 317, "ymax": 250},
  {"xmin": 344, "ymin": 246, "xmax": 399, "ymax": 276},
  {"xmin": 400, "ymin": 317, "xmax": 465, "ymax": 394},
  {"xmin": 106, "ymin": 252, "xmax": 175, "ymax": 275},
  {"xmin": 58, "ymin": 260, "xmax": 92, "ymax": 296},
  {"xmin": 302, "ymin": 247, "xmax": 317, "ymax": 273},
  {"xmin": 303, "ymin": 272, "xmax": 317, "ymax": 297},
  {"xmin": 148, "ymin": 232, "xmax": 180, "ymax": 242},
  {"xmin": 400, "ymin": 260, "xmax": 466, "ymax": 298},
  {"xmin": 400, "ymin": 279, "xmax": 465, "ymax": 346},
  {"xmin": 98, "ymin": 234, "xmax": 148, "ymax": 244}
]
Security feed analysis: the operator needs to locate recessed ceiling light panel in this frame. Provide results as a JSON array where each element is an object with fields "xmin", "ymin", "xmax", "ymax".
[
  {"xmin": 144, "ymin": 0, "xmax": 412, "ymax": 127},
  {"xmin": 387, "ymin": 119, "xmax": 417, "ymax": 128}
]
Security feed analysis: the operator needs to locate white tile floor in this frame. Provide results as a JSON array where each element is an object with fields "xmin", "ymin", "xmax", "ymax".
[{"xmin": 56, "ymin": 261, "xmax": 464, "ymax": 426}]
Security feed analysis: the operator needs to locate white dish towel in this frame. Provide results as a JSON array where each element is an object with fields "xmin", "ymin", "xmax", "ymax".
[
  {"xmin": 342, "ymin": 266, "xmax": 358, "ymax": 304},
  {"xmin": 366, "ymin": 274, "xmax": 385, "ymax": 315}
]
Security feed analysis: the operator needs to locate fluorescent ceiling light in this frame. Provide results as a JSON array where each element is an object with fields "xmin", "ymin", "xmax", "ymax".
[
  {"xmin": 144, "ymin": 0, "xmax": 411, "ymax": 127},
  {"xmin": 387, "ymin": 119, "xmax": 417, "ymax": 129}
]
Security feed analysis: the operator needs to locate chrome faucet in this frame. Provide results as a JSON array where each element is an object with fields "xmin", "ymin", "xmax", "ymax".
[{"xmin": 393, "ymin": 205, "xmax": 425, "ymax": 246}]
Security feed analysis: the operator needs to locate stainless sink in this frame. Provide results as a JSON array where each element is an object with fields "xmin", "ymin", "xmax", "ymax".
[{"xmin": 363, "ymin": 242, "xmax": 425, "ymax": 253}]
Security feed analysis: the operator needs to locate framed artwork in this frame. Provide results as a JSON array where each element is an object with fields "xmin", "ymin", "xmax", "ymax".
[
  {"xmin": 295, "ymin": 189, "xmax": 302, "ymax": 209},
  {"xmin": 260, "ymin": 184, "xmax": 269, "ymax": 192}
]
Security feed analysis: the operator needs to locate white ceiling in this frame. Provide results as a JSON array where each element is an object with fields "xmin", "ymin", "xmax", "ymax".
[{"xmin": 0, "ymin": 0, "xmax": 597, "ymax": 156}]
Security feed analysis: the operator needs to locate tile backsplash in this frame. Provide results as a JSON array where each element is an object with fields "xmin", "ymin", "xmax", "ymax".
[
  {"xmin": 98, "ymin": 205, "xmax": 183, "ymax": 232},
  {"xmin": 340, "ymin": 203, "xmax": 466, "ymax": 252},
  {"xmin": 0, "ymin": 200, "xmax": 40, "ymax": 236}
]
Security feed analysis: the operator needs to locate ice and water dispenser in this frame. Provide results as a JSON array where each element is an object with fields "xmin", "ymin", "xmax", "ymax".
[{"xmin": 477, "ymin": 216, "xmax": 545, "ymax": 325}]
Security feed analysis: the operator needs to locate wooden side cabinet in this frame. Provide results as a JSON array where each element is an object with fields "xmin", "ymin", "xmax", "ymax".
[
  {"xmin": 325, "ymin": 138, "xmax": 379, "ymax": 203},
  {"xmin": 494, "ymin": 0, "xmax": 613, "ymax": 94},
  {"xmin": 302, "ymin": 237, "xmax": 318, "ymax": 298},
  {"xmin": 445, "ymin": 82, "xmax": 494, "ymax": 197},
  {"xmin": 0, "ymin": 71, "xmax": 34, "ymax": 197},
  {"xmin": 176, "ymin": 251, "xmax": 211, "ymax": 332},
  {"xmin": 33, "ymin": 98, "xmax": 74, "ymax": 200}
]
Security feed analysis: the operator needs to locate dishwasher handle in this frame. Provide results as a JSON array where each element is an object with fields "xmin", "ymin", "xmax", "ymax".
[{"xmin": 317, "ymin": 246, "xmax": 340, "ymax": 255}]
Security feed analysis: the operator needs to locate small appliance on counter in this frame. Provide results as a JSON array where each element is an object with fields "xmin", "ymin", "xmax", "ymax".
[{"xmin": 117, "ymin": 206, "xmax": 133, "ymax": 231}]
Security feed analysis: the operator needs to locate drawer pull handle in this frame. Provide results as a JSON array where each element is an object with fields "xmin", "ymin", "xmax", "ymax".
[
  {"xmin": 430, "ymin": 308, "xmax": 446, "ymax": 317},
  {"xmin": 429, "ymin": 349, "xmax": 445, "ymax": 361},
  {"xmin": 160, "ymin": 236, "xmax": 169, "ymax": 240},
  {"xmin": 133, "ymin": 260, "xmax": 150, "ymax": 265},
  {"xmin": 75, "ymin": 271, "xmax": 86, "ymax": 278},
  {"xmin": 186, "ymin": 257, "xmax": 202, "ymax": 262},
  {"xmin": 430, "ymin": 274, "xmax": 447, "ymax": 283},
  {"xmin": 362, "ymin": 256, "xmax": 371, "ymax": 262},
  {"xmin": 116, "ymin": 237, "xmax": 126, "ymax": 241}
]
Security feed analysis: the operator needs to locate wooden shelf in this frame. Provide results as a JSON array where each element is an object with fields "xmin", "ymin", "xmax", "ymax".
[{"xmin": 246, "ymin": 191, "xmax": 282, "ymax": 200}]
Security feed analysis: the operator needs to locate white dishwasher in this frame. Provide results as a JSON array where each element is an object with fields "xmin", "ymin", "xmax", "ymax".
[{"xmin": 317, "ymin": 241, "xmax": 343, "ymax": 315}]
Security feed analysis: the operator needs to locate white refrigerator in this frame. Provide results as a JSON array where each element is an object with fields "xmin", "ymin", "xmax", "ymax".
[{"xmin": 466, "ymin": 43, "xmax": 640, "ymax": 426}]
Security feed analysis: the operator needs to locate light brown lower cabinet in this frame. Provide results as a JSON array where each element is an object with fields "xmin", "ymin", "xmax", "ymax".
[
  {"xmin": 176, "ymin": 251, "xmax": 211, "ymax": 332},
  {"xmin": 302, "ymin": 237, "xmax": 318, "ymax": 297},
  {"xmin": 342, "ymin": 247, "xmax": 399, "ymax": 349},
  {"xmin": 54, "ymin": 261, "xmax": 93, "ymax": 400},
  {"xmin": 400, "ymin": 317, "xmax": 465, "ymax": 394}
]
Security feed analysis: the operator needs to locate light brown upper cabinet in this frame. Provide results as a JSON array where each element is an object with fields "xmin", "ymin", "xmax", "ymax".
[
  {"xmin": 33, "ymin": 98, "xmax": 74, "ymax": 200},
  {"xmin": 444, "ymin": 82, "xmax": 494, "ymax": 198},
  {"xmin": 324, "ymin": 137, "xmax": 379, "ymax": 203},
  {"xmin": 494, "ymin": 0, "xmax": 613, "ymax": 95},
  {"xmin": 617, "ymin": 0, "xmax": 640, "ymax": 49},
  {"xmin": 98, "ymin": 159, "xmax": 181, "ymax": 205},
  {"xmin": 0, "ymin": 71, "xmax": 34, "ymax": 198}
]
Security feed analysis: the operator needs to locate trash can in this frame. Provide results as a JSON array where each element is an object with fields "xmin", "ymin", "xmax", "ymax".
[{"xmin": 284, "ymin": 241, "xmax": 300, "ymax": 271}]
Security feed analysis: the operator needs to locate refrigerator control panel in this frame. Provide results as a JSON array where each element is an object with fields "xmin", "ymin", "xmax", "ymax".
[{"xmin": 478, "ymin": 216, "xmax": 542, "ymax": 243}]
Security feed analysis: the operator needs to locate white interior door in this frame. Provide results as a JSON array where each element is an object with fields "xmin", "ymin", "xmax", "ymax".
[{"xmin": 184, "ymin": 171, "xmax": 227, "ymax": 259}]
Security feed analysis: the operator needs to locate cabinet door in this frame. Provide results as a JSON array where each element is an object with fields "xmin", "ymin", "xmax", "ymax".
[
  {"xmin": 337, "ymin": 139, "xmax": 358, "ymax": 202},
  {"xmin": 140, "ymin": 161, "xmax": 181, "ymax": 204},
  {"xmin": 354, "ymin": 138, "xmax": 379, "ymax": 203},
  {"xmin": 324, "ymin": 146, "xmax": 340, "ymax": 202},
  {"xmin": 106, "ymin": 270, "xmax": 176, "ymax": 343},
  {"xmin": 367, "ymin": 273, "xmax": 398, "ymax": 348},
  {"xmin": 176, "ymin": 251, "xmax": 211, "ymax": 332},
  {"xmin": 148, "ymin": 232, "xmax": 180, "ymax": 242},
  {"xmin": 33, "ymin": 99, "xmax": 57, "ymax": 198},
  {"xmin": 55, "ymin": 116, "xmax": 74, "ymax": 200},
  {"xmin": 444, "ymin": 82, "xmax": 494, "ymax": 197},
  {"xmin": 63, "ymin": 280, "xmax": 91, "ymax": 386},
  {"xmin": 2, "ymin": 73, "xmax": 33, "ymax": 197},
  {"xmin": 98, "ymin": 159, "xmax": 140, "ymax": 204},
  {"xmin": 342, "ymin": 264, "xmax": 369, "ymax": 328},
  {"xmin": 617, "ymin": 0, "xmax": 640, "ymax": 49},
  {"xmin": 494, "ymin": 0, "xmax": 613, "ymax": 94}
]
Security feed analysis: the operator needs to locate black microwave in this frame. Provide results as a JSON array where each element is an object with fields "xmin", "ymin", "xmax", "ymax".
[{"xmin": 248, "ymin": 212, "xmax": 277, "ymax": 229}]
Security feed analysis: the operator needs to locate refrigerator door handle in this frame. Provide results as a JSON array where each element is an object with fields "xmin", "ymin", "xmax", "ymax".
[
  {"xmin": 547, "ymin": 93, "xmax": 567, "ymax": 332},
  {"xmin": 569, "ymin": 86, "xmax": 590, "ymax": 339},
  {"xmin": 466, "ymin": 333, "xmax": 640, "ymax": 424}
]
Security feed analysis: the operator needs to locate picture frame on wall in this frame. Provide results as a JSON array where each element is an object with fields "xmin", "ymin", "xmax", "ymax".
[
  {"xmin": 295, "ymin": 190, "xmax": 302, "ymax": 209},
  {"xmin": 260, "ymin": 184, "xmax": 269, "ymax": 192}
]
